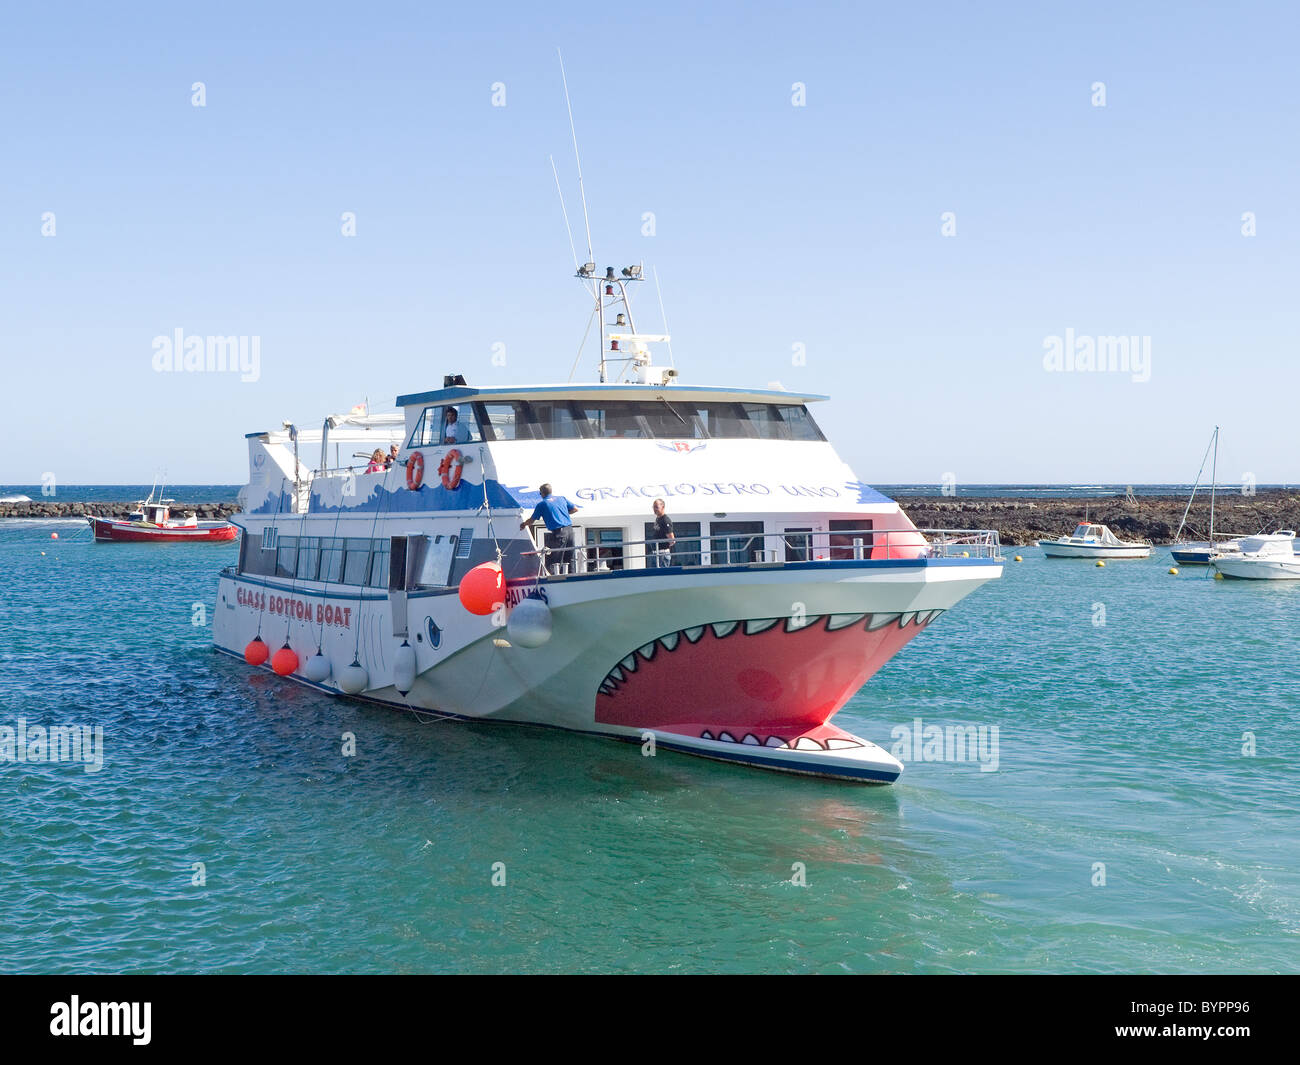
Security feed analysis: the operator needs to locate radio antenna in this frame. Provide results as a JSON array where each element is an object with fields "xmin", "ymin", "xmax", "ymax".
[
  {"xmin": 549, "ymin": 154, "xmax": 580, "ymax": 269},
  {"xmin": 653, "ymin": 266, "xmax": 675, "ymax": 369},
  {"xmin": 558, "ymin": 48, "xmax": 594, "ymax": 266}
]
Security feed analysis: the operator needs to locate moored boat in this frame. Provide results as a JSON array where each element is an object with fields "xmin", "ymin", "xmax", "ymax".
[
  {"xmin": 1209, "ymin": 532, "xmax": 1300, "ymax": 580},
  {"xmin": 1038, "ymin": 522, "xmax": 1151, "ymax": 559}
]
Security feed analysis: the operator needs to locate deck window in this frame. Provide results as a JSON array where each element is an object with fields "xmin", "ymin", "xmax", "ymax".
[
  {"xmin": 709, "ymin": 521, "xmax": 765, "ymax": 564},
  {"xmin": 830, "ymin": 519, "xmax": 873, "ymax": 559},
  {"xmin": 296, "ymin": 537, "xmax": 321, "ymax": 581},
  {"xmin": 366, "ymin": 541, "xmax": 390, "ymax": 588},
  {"xmin": 275, "ymin": 537, "xmax": 298, "ymax": 578},
  {"xmin": 643, "ymin": 520, "xmax": 703, "ymax": 567},
  {"xmin": 584, "ymin": 528, "xmax": 625, "ymax": 571},
  {"xmin": 343, "ymin": 538, "xmax": 372, "ymax": 585}
]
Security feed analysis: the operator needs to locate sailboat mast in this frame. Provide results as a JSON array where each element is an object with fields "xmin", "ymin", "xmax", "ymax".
[{"xmin": 1209, "ymin": 426, "xmax": 1219, "ymax": 543}]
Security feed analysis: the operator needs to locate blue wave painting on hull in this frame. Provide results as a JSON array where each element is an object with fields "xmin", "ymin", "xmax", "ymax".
[
  {"xmin": 308, "ymin": 478, "xmax": 520, "ymax": 514},
  {"xmin": 845, "ymin": 480, "xmax": 895, "ymax": 505}
]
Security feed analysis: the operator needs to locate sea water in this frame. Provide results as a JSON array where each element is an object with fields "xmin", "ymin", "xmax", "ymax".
[{"xmin": 1, "ymin": 519, "xmax": 1296, "ymax": 973}]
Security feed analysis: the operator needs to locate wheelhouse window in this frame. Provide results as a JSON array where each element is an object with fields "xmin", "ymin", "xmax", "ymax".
[
  {"xmin": 409, "ymin": 404, "xmax": 482, "ymax": 447},
  {"xmin": 414, "ymin": 398, "xmax": 825, "ymax": 442}
]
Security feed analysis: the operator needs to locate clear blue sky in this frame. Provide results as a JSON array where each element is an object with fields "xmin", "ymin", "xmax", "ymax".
[{"xmin": 1, "ymin": 1, "xmax": 1296, "ymax": 486}]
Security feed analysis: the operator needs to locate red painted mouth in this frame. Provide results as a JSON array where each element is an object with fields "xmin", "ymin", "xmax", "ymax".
[{"xmin": 594, "ymin": 611, "xmax": 941, "ymax": 745}]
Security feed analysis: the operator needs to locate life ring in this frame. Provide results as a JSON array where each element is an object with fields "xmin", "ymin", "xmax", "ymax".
[
  {"xmin": 406, "ymin": 451, "xmax": 425, "ymax": 490},
  {"xmin": 439, "ymin": 449, "xmax": 463, "ymax": 490}
]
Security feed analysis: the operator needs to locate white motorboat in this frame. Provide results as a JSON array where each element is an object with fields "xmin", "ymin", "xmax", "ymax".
[
  {"xmin": 1038, "ymin": 522, "xmax": 1151, "ymax": 559},
  {"xmin": 1209, "ymin": 532, "xmax": 1300, "ymax": 580}
]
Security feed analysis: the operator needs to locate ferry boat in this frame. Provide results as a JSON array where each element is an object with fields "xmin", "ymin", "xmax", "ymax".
[
  {"xmin": 212, "ymin": 262, "xmax": 1004, "ymax": 783},
  {"xmin": 89, "ymin": 486, "xmax": 238, "ymax": 543}
]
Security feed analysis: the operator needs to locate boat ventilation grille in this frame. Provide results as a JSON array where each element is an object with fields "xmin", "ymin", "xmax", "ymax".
[{"xmin": 455, "ymin": 528, "xmax": 474, "ymax": 559}]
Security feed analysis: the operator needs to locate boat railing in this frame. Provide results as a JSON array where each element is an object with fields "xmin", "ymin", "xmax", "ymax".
[{"xmin": 527, "ymin": 526, "xmax": 1001, "ymax": 576}]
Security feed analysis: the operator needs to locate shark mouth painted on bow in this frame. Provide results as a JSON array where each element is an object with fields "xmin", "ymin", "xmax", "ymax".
[{"xmin": 593, "ymin": 610, "xmax": 943, "ymax": 743}]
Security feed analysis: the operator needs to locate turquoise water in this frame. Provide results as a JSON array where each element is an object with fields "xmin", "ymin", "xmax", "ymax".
[{"xmin": 2, "ymin": 519, "xmax": 1296, "ymax": 973}]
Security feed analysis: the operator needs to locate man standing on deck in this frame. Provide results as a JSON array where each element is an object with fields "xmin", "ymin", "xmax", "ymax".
[
  {"xmin": 521, "ymin": 484, "xmax": 580, "ymax": 573},
  {"xmin": 650, "ymin": 498, "xmax": 675, "ymax": 567}
]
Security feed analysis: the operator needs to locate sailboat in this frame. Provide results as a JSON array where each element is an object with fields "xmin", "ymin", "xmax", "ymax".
[{"xmin": 1170, "ymin": 427, "xmax": 1245, "ymax": 565}]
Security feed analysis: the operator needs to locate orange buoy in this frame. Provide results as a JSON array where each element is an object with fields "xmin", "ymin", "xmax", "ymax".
[
  {"xmin": 50, "ymin": 532, "xmax": 58, "ymax": 539},
  {"xmin": 458, "ymin": 561, "xmax": 504, "ymax": 615},
  {"xmin": 271, "ymin": 644, "xmax": 299, "ymax": 676},
  {"xmin": 244, "ymin": 637, "xmax": 270, "ymax": 665}
]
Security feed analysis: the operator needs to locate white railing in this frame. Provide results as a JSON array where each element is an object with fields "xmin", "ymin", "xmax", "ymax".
[{"xmin": 526, "ymin": 526, "xmax": 1001, "ymax": 576}]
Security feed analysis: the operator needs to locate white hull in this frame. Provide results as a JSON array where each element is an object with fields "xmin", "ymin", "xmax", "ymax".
[
  {"xmin": 215, "ymin": 556, "xmax": 1001, "ymax": 783},
  {"xmin": 1038, "ymin": 541, "xmax": 1150, "ymax": 559},
  {"xmin": 1210, "ymin": 557, "xmax": 1300, "ymax": 580}
]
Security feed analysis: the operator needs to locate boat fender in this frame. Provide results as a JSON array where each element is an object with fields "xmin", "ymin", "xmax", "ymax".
[
  {"xmin": 439, "ymin": 449, "xmax": 463, "ymax": 490},
  {"xmin": 303, "ymin": 651, "xmax": 332, "ymax": 683},
  {"xmin": 338, "ymin": 659, "xmax": 369, "ymax": 694},
  {"xmin": 458, "ymin": 562, "xmax": 504, "ymax": 616},
  {"xmin": 406, "ymin": 451, "xmax": 425, "ymax": 491},
  {"xmin": 393, "ymin": 640, "xmax": 417, "ymax": 694},
  {"xmin": 271, "ymin": 643, "xmax": 299, "ymax": 676},
  {"xmin": 244, "ymin": 637, "xmax": 270, "ymax": 665},
  {"xmin": 507, "ymin": 598, "xmax": 553, "ymax": 648}
]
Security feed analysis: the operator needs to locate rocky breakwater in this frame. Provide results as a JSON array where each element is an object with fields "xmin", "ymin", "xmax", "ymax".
[
  {"xmin": 0, "ymin": 500, "xmax": 242, "ymax": 520},
  {"xmin": 902, "ymin": 491, "xmax": 1300, "ymax": 547}
]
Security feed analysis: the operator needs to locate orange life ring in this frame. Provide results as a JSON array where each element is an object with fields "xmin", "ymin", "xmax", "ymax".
[
  {"xmin": 439, "ymin": 449, "xmax": 463, "ymax": 490},
  {"xmin": 406, "ymin": 451, "xmax": 425, "ymax": 490}
]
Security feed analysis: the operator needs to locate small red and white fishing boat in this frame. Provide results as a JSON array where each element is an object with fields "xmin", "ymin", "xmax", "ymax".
[{"xmin": 88, "ymin": 488, "xmax": 237, "ymax": 543}]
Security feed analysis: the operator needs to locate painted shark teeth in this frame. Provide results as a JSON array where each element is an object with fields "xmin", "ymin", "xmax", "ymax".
[
  {"xmin": 793, "ymin": 737, "xmax": 825, "ymax": 751},
  {"xmin": 764, "ymin": 736, "xmax": 788, "ymax": 748},
  {"xmin": 599, "ymin": 606, "xmax": 942, "ymax": 700},
  {"xmin": 742, "ymin": 733, "xmax": 761, "ymax": 745},
  {"xmin": 825, "ymin": 737, "xmax": 864, "ymax": 750},
  {"xmin": 826, "ymin": 612, "xmax": 866, "ymax": 631}
]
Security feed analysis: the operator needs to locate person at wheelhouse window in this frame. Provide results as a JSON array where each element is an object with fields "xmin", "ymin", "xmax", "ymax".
[{"xmin": 442, "ymin": 406, "xmax": 474, "ymax": 445}]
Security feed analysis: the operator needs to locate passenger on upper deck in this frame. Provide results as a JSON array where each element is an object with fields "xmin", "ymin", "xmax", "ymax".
[{"xmin": 365, "ymin": 449, "xmax": 385, "ymax": 473}]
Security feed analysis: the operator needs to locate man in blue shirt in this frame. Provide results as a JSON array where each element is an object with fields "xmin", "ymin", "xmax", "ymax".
[{"xmin": 520, "ymin": 483, "xmax": 580, "ymax": 573}]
